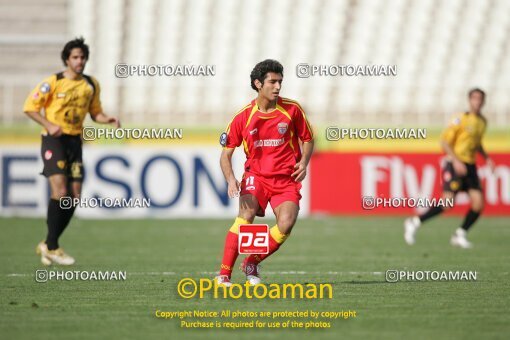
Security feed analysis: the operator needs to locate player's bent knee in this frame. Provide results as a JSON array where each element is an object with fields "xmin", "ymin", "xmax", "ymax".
[
  {"xmin": 472, "ymin": 201, "xmax": 484, "ymax": 213},
  {"xmin": 277, "ymin": 217, "xmax": 297, "ymax": 234},
  {"xmin": 238, "ymin": 209, "xmax": 256, "ymax": 222},
  {"xmin": 470, "ymin": 191, "xmax": 484, "ymax": 212}
]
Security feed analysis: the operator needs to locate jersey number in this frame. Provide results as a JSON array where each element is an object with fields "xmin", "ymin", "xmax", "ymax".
[{"xmin": 245, "ymin": 176, "xmax": 255, "ymax": 190}]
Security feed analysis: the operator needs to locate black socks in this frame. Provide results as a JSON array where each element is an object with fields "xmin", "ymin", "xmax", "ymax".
[
  {"xmin": 461, "ymin": 209, "xmax": 481, "ymax": 231},
  {"xmin": 419, "ymin": 206, "xmax": 444, "ymax": 223},
  {"xmin": 46, "ymin": 199, "xmax": 76, "ymax": 250}
]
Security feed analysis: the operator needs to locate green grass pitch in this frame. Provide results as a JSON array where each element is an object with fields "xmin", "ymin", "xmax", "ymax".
[{"xmin": 1, "ymin": 216, "xmax": 509, "ymax": 339}]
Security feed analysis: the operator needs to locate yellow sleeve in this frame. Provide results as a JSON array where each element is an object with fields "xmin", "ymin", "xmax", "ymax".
[
  {"xmin": 23, "ymin": 76, "xmax": 55, "ymax": 113},
  {"xmin": 89, "ymin": 77, "xmax": 103, "ymax": 117},
  {"xmin": 441, "ymin": 113, "xmax": 462, "ymax": 146}
]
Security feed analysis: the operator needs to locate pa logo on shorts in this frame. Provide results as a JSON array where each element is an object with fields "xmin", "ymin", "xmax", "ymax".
[{"xmin": 219, "ymin": 132, "xmax": 227, "ymax": 146}]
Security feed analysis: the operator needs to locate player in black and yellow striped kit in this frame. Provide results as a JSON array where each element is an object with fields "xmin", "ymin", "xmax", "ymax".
[
  {"xmin": 24, "ymin": 38, "xmax": 120, "ymax": 265},
  {"xmin": 404, "ymin": 89, "xmax": 495, "ymax": 248}
]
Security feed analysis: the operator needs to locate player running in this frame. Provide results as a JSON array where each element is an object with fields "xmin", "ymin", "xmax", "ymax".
[
  {"xmin": 215, "ymin": 59, "xmax": 314, "ymax": 286},
  {"xmin": 24, "ymin": 38, "xmax": 120, "ymax": 265},
  {"xmin": 404, "ymin": 88, "xmax": 495, "ymax": 248}
]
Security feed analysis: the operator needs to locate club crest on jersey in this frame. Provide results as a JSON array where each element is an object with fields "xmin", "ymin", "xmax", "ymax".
[
  {"xmin": 44, "ymin": 150, "xmax": 53, "ymax": 160},
  {"xmin": 219, "ymin": 132, "xmax": 227, "ymax": 146},
  {"xmin": 277, "ymin": 122, "xmax": 288, "ymax": 134},
  {"xmin": 40, "ymin": 82, "xmax": 50, "ymax": 94}
]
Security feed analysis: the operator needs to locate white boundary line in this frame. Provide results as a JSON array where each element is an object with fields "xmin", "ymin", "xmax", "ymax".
[{"xmin": 7, "ymin": 271, "xmax": 384, "ymax": 277}]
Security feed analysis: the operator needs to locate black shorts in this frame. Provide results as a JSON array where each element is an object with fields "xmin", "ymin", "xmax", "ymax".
[
  {"xmin": 442, "ymin": 161, "xmax": 481, "ymax": 193},
  {"xmin": 41, "ymin": 134, "xmax": 84, "ymax": 181}
]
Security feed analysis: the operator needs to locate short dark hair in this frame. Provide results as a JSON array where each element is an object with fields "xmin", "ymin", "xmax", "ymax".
[
  {"xmin": 250, "ymin": 59, "xmax": 284, "ymax": 92},
  {"xmin": 468, "ymin": 88, "xmax": 486, "ymax": 99},
  {"xmin": 61, "ymin": 37, "xmax": 89, "ymax": 66}
]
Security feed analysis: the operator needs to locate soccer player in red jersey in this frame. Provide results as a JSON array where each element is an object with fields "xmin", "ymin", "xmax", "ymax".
[{"xmin": 215, "ymin": 60, "xmax": 314, "ymax": 286}]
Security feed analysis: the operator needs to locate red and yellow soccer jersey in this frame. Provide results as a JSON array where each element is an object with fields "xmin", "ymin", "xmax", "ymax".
[{"xmin": 222, "ymin": 97, "xmax": 314, "ymax": 177}]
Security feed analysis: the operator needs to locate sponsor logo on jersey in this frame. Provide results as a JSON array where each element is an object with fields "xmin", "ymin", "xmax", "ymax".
[
  {"xmin": 249, "ymin": 128, "xmax": 258, "ymax": 135},
  {"xmin": 254, "ymin": 138, "xmax": 285, "ymax": 147},
  {"xmin": 44, "ymin": 150, "xmax": 53, "ymax": 160}
]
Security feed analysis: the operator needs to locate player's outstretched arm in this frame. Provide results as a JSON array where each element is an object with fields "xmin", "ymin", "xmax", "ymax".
[
  {"xmin": 292, "ymin": 140, "xmax": 314, "ymax": 182},
  {"xmin": 24, "ymin": 111, "xmax": 62, "ymax": 137},
  {"xmin": 220, "ymin": 147, "xmax": 240, "ymax": 198},
  {"xmin": 92, "ymin": 112, "xmax": 121, "ymax": 128}
]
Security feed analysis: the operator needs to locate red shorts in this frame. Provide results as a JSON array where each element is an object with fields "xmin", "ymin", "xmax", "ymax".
[{"xmin": 240, "ymin": 172, "xmax": 302, "ymax": 217}]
